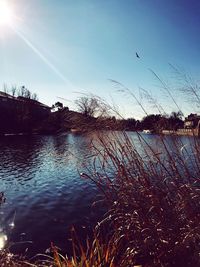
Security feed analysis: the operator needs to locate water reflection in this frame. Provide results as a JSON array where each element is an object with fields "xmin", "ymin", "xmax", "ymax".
[
  {"xmin": 0, "ymin": 133, "xmax": 102, "ymax": 256},
  {"xmin": 0, "ymin": 132, "xmax": 198, "ymax": 256}
]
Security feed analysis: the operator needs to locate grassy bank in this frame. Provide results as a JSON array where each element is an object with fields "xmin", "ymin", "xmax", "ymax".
[
  {"xmin": 69, "ymin": 131, "xmax": 199, "ymax": 267},
  {"xmin": 1, "ymin": 71, "xmax": 200, "ymax": 266},
  {"xmin": 1, "ymin": 131, "xmax": 200, "ymax": 266}
]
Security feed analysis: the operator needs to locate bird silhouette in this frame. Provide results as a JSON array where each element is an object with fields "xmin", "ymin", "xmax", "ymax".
[{"xmin": 136, "ymin": 52, "xmax": 140, "ymax": 58}]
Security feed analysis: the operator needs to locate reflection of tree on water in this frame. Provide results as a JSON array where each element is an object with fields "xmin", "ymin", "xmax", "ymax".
[
  {"xmin": 0, "ymin": 136, "xmax": 46, "ymax": 183},
  {"xmin": 51, "ymin": 133, "xmax": 95, "ymax": 169},
  {"xmin": 0, "ymin": 133, "xmax": 95, "ymax": 185},
  {"xmin": 0, "ymin": 133, "xmax": 105, "ymax": 256}
]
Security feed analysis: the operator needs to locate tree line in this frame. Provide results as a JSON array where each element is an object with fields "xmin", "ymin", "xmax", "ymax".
[
  {"xmin": 53, "ymin": 96, "xmax": 184, "ymax": 132},
  {"xmin": 0, "ymin": 87, "xmax": 185, "ymax": 134}
]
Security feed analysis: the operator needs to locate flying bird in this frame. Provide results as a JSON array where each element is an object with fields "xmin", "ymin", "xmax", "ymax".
[{"xmin": 136, "ymin": 52, "xmax": 140, "ymax": 58}]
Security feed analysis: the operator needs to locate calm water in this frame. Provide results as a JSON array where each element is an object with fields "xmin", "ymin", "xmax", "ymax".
[{"xmin": 0, "ymin": 132, "xmax": 197, "ymax": 256}]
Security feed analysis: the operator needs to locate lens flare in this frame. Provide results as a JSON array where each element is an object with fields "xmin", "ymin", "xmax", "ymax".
[
  {"xmin": 0, "ymin": 233, "xmax": 7, "ymax": 250},
  {"xmin": 12, "ymin": 27, "xmax": 75, "ymax": 86},
  {"xmin": 0, "ymin": 1, "xmax": 13, "ymax": 26}
]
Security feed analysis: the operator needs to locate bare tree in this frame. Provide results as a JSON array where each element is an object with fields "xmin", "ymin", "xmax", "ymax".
[
  {"xmin": 31, "ymin": 93, "xmax": 38, "ymax": 101},
  {"xmin": 18, "ymin": 86, "xmax": 26, "ymax": 97},
  {"xmin": 11, "ymin": 86, "xmax": 17, "ymax": 97},
  {"xmin": 75, "ymin": 96, "xmax": 100, "ymax": 117},
  {"xmin": 3, "ymin": 84, "xmax": 8, "ymax": 94},
  {"xmin": 17, "ymin": 86, "xmax": 38, "ymax": 101}
]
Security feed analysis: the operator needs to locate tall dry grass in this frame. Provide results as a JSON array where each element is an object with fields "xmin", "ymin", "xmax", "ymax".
[
  {"xmin": 82, "ymin": 131, "xmax": 200, "ymax": 266},
  {"xmin": 67, "ymin": 71, "xmax": 200, "ymax": 266},
  {"xmin": 50, "ymin": 130, "xmax": 200, "ymax": 267},
  {"xmin": 1, "ymin": 70, "xmax": 200, "ymax": 266}
]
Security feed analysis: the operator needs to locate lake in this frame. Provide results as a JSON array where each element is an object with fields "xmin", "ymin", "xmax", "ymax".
[
  {"xmin": 0, "ymin": 133, "xmax": 107, "ymax": 256},
  {"xmin": 0, "ymin": 132, "xmax": 197, "ymax": 256}
]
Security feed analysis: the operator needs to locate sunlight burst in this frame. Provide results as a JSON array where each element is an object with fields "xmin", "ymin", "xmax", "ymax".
[
  {"xmin": 0, "ymin": 1, "xmax": 14, "ymax": 26},
  {"xmin": 0, "ymin": 233, "xmax": 7, "ymax": 250}
]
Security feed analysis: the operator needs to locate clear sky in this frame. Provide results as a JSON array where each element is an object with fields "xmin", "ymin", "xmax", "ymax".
[{"xmin": 0, "ymin": 0, "xmax": 200, "ymax": 118}]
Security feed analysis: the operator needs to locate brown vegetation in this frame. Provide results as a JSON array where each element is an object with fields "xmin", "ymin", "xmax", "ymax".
[{"xmin": 1, "ymin": 70, "xmax": 200, "ymax": 266}]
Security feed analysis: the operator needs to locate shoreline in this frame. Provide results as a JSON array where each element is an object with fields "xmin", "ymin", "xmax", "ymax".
[{"xmin": 162, "ymin": 128, "xmax": 199, "ymax": 137}]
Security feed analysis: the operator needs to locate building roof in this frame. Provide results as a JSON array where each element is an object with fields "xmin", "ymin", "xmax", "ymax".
[
  {"xmin": 0, "ymin": 91, "xmax": 50, "ymax": 109},
  {"xmin": 0, "ymin": 91, "xmax": 15, "ymax": 99}
]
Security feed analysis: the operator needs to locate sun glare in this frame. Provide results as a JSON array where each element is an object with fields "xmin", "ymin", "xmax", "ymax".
[{"xmin": 0, "ymin": 1, "xmax": 13, "ymax": 26}]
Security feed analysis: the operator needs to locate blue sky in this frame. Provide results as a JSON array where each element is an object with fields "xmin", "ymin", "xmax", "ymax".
[{"xmin": 0, "ymin": 0, "xmax": 200, "ymax": 118}]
